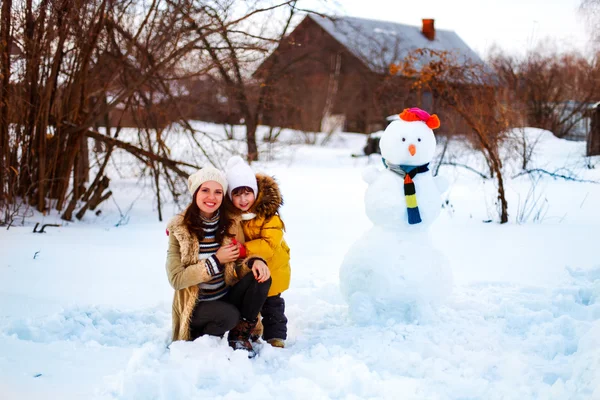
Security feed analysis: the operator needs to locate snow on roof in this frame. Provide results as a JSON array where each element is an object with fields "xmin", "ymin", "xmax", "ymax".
[{"xmin": 309, "ymin": 15, "xmax": 484, "ymax": 73}]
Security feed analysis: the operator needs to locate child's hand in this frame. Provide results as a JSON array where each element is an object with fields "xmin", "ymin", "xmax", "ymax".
[
  {"xmin": 215, "ymin": 244, "xmax": 239, "ymax": 264},
  {"xmin": 251, "ymin": 259, "xmax": 270, "ymax": 283}
]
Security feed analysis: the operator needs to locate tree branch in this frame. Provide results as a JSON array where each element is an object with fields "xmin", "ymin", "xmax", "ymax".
[
  {"xmin": 69, "ymin": 123, "xmax": 200, "ymax": 178},
  {"xmin": 512, "ymin": 168, "xmax": 600, "ymax": 184}
]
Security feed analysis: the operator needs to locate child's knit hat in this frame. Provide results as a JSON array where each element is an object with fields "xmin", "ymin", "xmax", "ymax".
[
  {"xmin": 188, "ymin": 166, "xmax": 228, "ymax": 196},
  {"xmin": 225, "ymin": 155, "xmax": 258, "ymax": 199}
]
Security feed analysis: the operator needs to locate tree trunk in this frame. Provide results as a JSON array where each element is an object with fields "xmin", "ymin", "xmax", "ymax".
[
  {"xmin": 55, "ymin": 132, "xmax": 82, "ymax": 211},
  {"xmin": 489, "ymin": 150, "xmax": 508, "ymax": 223},
  {"xmin": 76, "ymin": 176, "xmax": 111, "ymax": 220},
  {"xmin": 153, "ymin": 163, "xmax": 163, "ymax": 222},
  {"xmin": 36, "ymin": 118, "xmax": 47, "ymax": 212},
  {"xmin": 0, "ymin": 0, "xmax": 12, "ymax": 204},
  {"xmin": 39, "ymin": 0, "xmax": 70, "ymax": 211},
  {"xmin": 61, "ymin": 164, "xmax": 79, "ymax": 221},
  {"xmin": 246, "ymin": 119, "xmax": 259, "ymax": 162},
  {"xmin": 79, "ymin": 136, "xmax": 89, "ymax": 184},
  {"xmin": 20, "ymin": 0, "xmax": 38, "ymax": 199}
]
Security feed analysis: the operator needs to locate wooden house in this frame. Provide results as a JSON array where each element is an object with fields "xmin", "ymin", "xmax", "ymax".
[{"xmin": 254, "ymin": 15, "xmax": 484, "ymax": 134}]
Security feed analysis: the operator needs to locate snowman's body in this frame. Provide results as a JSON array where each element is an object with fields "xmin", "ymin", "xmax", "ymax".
[
  {"xmin": 339, "ymin": 108, "xmax": 452, "ymax": 324},
  {"xmin": 364, "ymin": 168, "xmax": 441, "ymax": 232}
]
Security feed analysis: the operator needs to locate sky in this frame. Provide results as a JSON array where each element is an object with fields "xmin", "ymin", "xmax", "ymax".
[{"xmin": 311, "ymin": 0, "xmax": 594, "ymax": 57}]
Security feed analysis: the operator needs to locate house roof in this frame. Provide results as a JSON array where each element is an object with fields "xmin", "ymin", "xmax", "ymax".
[{"xmin": 308, "ymin": 15, "xmax": 483, "ymax": 73}]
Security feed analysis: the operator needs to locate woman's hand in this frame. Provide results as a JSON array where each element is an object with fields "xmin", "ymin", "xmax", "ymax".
[
  {"xmin": 251, "ymin": 259, "xmax": 271, "ymax": 283},
  {"xmin": 215, "ymin": 244, "xmax": 239, "ymax": 264}
]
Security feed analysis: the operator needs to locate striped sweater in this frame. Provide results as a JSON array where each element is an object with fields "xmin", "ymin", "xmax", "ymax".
[{"xmin": 197, "ymin": 212, "xmax": 229, "ymax": 301}]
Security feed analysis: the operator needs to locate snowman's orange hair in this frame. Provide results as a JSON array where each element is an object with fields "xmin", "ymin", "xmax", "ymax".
[{"xmin": 399, "ymin": 108, "xmax": 441, "ymax": 130}]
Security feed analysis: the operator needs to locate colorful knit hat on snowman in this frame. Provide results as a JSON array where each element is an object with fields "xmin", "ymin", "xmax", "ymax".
[{"xmin": 399, "ymin": 107, "xmax": 440, "ymax": 128}]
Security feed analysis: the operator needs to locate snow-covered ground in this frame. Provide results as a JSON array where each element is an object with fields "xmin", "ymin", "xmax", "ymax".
[{"xmin": 1, "ymin": 123, "xmax": 599, "ymax": 399}]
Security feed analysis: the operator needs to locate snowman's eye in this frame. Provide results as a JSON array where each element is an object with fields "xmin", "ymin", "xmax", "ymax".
[
  {"xmin": 418, "ymin": 138, "xmax": 421, "ymax": 142},
  {"xmin": 402, "ymin": 138, "xmax": 406, "ymax": 142}
]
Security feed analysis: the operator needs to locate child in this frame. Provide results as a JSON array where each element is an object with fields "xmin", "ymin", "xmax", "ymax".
[{"xmin": 225, "ymin": 156, "xmax": 291, "ymax": 348}]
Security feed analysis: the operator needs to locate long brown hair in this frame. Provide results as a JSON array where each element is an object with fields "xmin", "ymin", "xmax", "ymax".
[{"xmin": 182, "ymin": 187, "xmax": 234, "ymax": 242}]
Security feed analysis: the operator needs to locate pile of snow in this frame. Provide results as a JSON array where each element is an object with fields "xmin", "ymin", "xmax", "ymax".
[{"xmin": 3, "ymin": 306, "xmax": 170, "ymax": 347}]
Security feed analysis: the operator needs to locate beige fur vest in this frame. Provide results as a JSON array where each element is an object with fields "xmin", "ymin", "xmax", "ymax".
[{"xmin": 166, "ymin": 214, "xmax": 253, "ymax": 342}]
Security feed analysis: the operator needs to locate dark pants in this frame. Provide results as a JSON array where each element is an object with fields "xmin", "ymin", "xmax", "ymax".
[
  {"xmin": 261, "ymin": 294, "xmax": 288, "ymax": 340},
  {"xmin": 189, "ymin": 273, "xmax": 271, "ymax": 340}
]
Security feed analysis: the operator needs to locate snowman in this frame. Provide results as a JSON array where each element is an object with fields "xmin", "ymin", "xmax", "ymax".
[{"xmin": 339, "ymin": 107, "xmax": 452, "ymax": 324}]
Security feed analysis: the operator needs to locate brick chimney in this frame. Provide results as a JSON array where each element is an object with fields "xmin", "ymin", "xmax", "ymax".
[{"xmin": 422, "ymin": 19, "xmax": 435, "ymax": 41}]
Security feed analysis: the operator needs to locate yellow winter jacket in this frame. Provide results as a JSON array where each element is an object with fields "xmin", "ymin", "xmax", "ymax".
[{"xmin": 240, "ymin": 174, "xmax": 291, "ymax": 297}]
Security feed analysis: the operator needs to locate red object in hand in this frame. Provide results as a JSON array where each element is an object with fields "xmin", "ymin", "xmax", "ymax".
[
  {"xmin": 238, "ymin": 244, "xmax": 247, "ymax": 258},
  {"xmin": 166, "ymin": 229, "xmax": 170, "ymax": 236},
  {"xmin": 230, "ymin": 238, "xmax": 246, "ymax": 258}
]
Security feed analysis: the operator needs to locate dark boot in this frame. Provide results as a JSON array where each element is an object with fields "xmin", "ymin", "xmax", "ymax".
[
  {"xmin": 261, "ymin": 294, "xmax": 288, "ymax": 341},
  {"xmin": 228, "ymin": 318, "xmax": 257, "ymax": 358}
]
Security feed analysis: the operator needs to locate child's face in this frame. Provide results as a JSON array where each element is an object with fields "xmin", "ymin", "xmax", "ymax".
[{"xmin": 232, "ymin": 189, "xmax": 255, "ymax": 212}]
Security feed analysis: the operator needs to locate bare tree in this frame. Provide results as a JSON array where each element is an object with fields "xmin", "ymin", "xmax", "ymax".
[
  {"xmin": 1, "ymin": 0, "xmax": 305, "ymax": 224},
  {"xmin": 490, "ymin": 46, "xmax": 600, "ymax": 139},
  {"xmin": 171, "ymin": 0, "xmax": 311, "ymax": 161}
]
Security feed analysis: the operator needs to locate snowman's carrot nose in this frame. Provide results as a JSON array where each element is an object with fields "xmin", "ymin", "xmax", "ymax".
[{"xmin": 408, "ymin": 144, "xmax": 416, "ymax": 156}]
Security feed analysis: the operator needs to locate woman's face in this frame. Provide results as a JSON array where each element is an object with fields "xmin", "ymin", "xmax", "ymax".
[{"xmin": 195, "ymin": 181, "xmax": 224, "ymax": 218}]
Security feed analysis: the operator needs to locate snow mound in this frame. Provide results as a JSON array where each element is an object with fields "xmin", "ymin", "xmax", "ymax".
[{"xmin": 1, "ymin": 305, "xmax": 170, "ymax": 347}]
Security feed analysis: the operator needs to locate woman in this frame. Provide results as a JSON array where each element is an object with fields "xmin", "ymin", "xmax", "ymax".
[{"xmin": 165, "ymin": 166, "xmax": 271, "ymax": 358}]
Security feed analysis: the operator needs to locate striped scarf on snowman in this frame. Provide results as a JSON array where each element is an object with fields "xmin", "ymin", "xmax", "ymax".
[{"xmin": 382, "ymin": 159, "xmax": 430, "ymax": 225}]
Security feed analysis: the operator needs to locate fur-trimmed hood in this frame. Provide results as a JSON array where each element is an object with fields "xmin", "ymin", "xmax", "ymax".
[{"xmin": 249, "ymin": 174, "xmax": 283, "ymax": 218}]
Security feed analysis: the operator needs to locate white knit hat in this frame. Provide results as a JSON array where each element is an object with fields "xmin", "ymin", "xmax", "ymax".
[
  {"xmin": 225, "ymin": 155, "xmax": 258, "ymax": 199},
  {"xmin": 187, "ymin": 166, "xmax": 228, "ymax": 196}
]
